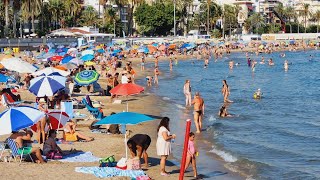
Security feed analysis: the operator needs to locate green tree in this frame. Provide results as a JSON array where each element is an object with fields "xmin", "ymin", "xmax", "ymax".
[
  {"xmin": 79, "ymin": 6, "xmax": 99, "ymax": 27},
  {"xmin": 244, "ymin": 12, "xmax": 266, "ymax": 34},
  {"xmin": 3, "ymin": 0, "xmax": 9, "ymax": 36},
  {"xmin": 301, "ymin": 3, "xmax": 311, "ymax": 33},
  {"xmin": 134, "ymin": 3, "xmax": 178, "ymax": 35},
  {"xmin": 63, "ymin": 0, "xmax": 81, "ymax": 27},
  {"xmin": 311, "ymin": 10, "xmax": 320, "ymax": 33},
  {"xmin": 48, "ymin": 0, "xmax": 65, "ymax": 29}
]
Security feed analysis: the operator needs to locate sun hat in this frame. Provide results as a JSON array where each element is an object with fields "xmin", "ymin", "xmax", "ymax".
[{"xmin": 39, "ymin": 98, "xmax": 46, "ymax": 103}]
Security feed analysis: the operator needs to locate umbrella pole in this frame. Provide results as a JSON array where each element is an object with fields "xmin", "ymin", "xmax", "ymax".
[
  {"xmin": 57, "ymin": 111, "xmax": 63, "ymax": 135},
  {"xmin": 126, "ymin": 96, "xmax": 128, "ymax": 112},
  {"xmin": 125, "ymin": 133, "xmax": 128, "ymax": 160}
]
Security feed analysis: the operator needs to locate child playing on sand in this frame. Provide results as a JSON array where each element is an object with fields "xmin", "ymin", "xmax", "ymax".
[{"xmin": 185, "ymin": 132, "xmax": 198, "ymax": 178}]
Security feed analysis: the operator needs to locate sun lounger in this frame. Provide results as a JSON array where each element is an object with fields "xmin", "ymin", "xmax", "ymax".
[{"xmin": 82, "ymin": 98, "xmax": 103, "ymax": 120}]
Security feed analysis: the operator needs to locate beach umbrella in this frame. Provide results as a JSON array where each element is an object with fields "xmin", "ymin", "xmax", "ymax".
[
  {"xmin": 97, "ymin": 49, "xmax": 105, "ymax": 53},
  {"xmin": 0, "ymin": 54, "xmax": 13, "ymax": 61},
  {"xmin": 48, "ymin": 49, "xmax": 56, "ymax": 54},
  {"xmin": 81, "ymin": 49, "xmax": 94, "ymax": 56},
  {"xmin": 54, "ymin": 66, "xmax": 68, "ymax": 71},
  {"xmin": 110, "ymin": 83, "xmax": 144, "ymax": 111},
  {"xmin": 158, "ymin": 44, "xmax": 166, "ymax": 51},
  {"xmin": 69, "ymin": 58, "xmax": 84, "ymax": 65},
  {"xmin": 50, "ymin": 55, "xmax": 63, "ymax": 61},
  {"xmin": 1, "ymin": 57, "xmax": 37, "ymax": 73},
  {"xmin": 147, "ymin": 45, "xmax": 157, "ymax": 54},
  {"xmin": 84, "ymin": 61, "xmax": 96, "ymax": 66},
  {"xmin": 0, "ymin": 74, "xmax": 15, "ymax": 83},
  {"xmin": 29, "ymin": 74, "xmax": 66, "ymax": 97},
  {"xmin": 61, "ymin": 55, "xmax": 74, "ymax": 64},
  {"xmin": 95, "ymin": 112, "xmax": 155, "ymax": 159},
  {"xmin": 81, "ymin": 54, "xmax": 94, "ymax": 61},
  {"xmin": 4, "ymin": 48, "xmax": 13, "ymax": 55},
  {"xmin": 0, "ymin": 106, "xmax": 45, "ymax": 135},
  {"xmin": 74, "ymin": 70, "xmax": 99, "ymax": 86},
  {"xmin": 67, "ymin": 48, "xmax": 77, "ymax": 54},
  {"xmin": 112, "ymin": 49, "xmax": 121, "ymax": 54},
  {"xmin": 31, "ymin": 111, "xmax": 69, "ymax": 131},
  {"xmin": 32, "ymin": 67, "xmax": 70, "ymax": 77}
]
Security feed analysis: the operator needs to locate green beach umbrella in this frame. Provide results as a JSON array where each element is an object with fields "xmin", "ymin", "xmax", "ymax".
[{"xmin": 74, "ymin": 70, "xmax": 100, "ymax": 86}]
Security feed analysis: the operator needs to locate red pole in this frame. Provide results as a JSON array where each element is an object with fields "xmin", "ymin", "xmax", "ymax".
[{"xmin": 179, "ymin": 119, "xmax": 191, "ymax": 180}]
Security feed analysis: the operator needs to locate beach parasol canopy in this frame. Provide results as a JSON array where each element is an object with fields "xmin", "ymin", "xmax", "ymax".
[
  {"xmin": 0, "ymin": 54, "xmax": 13, "ymax": 61},
  {"xmin": 69, "ymin": 58, "xmax": 83, "ymax": 65},
  {"xmin": 54, "ymin": 66, "xmax": 68, "ymax": 71},
  {"xmin": 29, "ymin": 74, "xmax": 66, "ymax": 97},
  {"xmin": 110, "ymin": 83, "xmax": 144, "ymax": 111},
  {"xmin": 95, "ymin": 112, "xmax": 156, "ymax": 159},
  {"xmin": 74, "ymin": 70, "xmax": 99, "ymax": 86},
  {"xmin": 32, "ymin": 67, "xmax": 70, "ymax": 77},
  {"xmin": 84, "ymin": 61, "xmax": 96, "ymax": 66},
  {"xmin": 61, "ymin": 55, "xmax": 74, "ymax": 64},
  {"xmin": 61, "ymin": 63, "xmax": 77, "ymax": 70},
  {"xmin": 0, "ymin": 74, "xmax": 15, "ymax": 83},
  {"xmin": 49, "ymin": 55, "xmax": 63, "ymax": 61},
  {"xmin": 81, "ymin": 49, "xmax": 94, "ymax": 56},
  {"xmin": 0, "ymin": 106, "xmax": 45, "ymax": 135},
  {"xmin": 31, "ymin": 111, "xmax": 69, "ymax": 131},
  {"xmin": 1, "ymin": 57, "xmax": 37, "ymax": 73},
  {"xmin": 81, "ymin": 54, "xmax": 94, "ymax": 61}
]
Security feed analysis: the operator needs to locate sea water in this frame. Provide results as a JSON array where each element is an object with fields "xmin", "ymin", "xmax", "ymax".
[{"xmin": 141, "ymin": 50, "xmax": 320, "ymax": 179}]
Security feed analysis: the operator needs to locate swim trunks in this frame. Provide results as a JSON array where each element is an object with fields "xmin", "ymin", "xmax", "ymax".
[{"xmin": 195, "ymin": 110, "xmax": 202, "ymax": 115}]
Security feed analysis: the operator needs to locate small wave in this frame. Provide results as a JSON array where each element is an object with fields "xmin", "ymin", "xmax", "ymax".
[
  {"xmin": 209, "ymin": 146, "xmax": 238, "ymax": 162},
  {"xmin": 162, "ymin": 97, "xmax": 171, "ymax": 101},
  {"xmin": 208, "ymin": 115, "xmax": 217, "ymax": 122},
  {"xmin": 175, "ymin": 104, "xmax": 185, "ymax": 109}
]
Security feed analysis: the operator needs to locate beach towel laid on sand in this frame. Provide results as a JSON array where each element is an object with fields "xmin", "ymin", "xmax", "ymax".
[
  {"xmin": 75, "ymin": 167, "xmax": 146, "ymax": 178},
  {"xmin": 58, "ymin": 152, "xmax": 100, "ymax": 162}
]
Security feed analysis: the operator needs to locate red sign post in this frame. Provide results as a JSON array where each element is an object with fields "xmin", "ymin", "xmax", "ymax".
[{"xmin": 179, "ymin": 119, "xmax": 191, "ymax": 180}]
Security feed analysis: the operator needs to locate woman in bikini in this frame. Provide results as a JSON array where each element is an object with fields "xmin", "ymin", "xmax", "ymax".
[{"xmin": 221, "ymin": 80, "xmax": 232, "ymax": 103}]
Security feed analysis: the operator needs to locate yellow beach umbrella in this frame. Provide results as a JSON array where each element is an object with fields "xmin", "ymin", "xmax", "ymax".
[
  {"xmin": 85, "ymin": 61, "xmax": 96, "ymax": 66},
  {"xmin": 259, "ymin": 45, "xmax": 264, "ymax": 49},
  {"xmin": 0, "ymin": 54, "xmax": 13, "ymax": 61}
]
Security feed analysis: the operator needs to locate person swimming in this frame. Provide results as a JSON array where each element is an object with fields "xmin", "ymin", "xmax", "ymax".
[
  {"xmin": 253, "ymin": 88, "xmax": 262, "ymax": 99},
  {"xmin": 218, "ymin": 105, "xmax": 233, "ymax": 118}
]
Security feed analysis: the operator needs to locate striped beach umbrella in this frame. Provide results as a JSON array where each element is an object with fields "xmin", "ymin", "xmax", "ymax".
[
  {"xmin": 0, "ymin": 106, "xmax": 45, "ymax": 135},
  {"xmin": 74, "ymin": 70, "xmax": 99, "ymax": 86},
  {"xmin": 32, "ymin": 67, "xmax": 70, "ymax": 77},
  {"xmin": 29, "ymin": 75, "xmax": 66, "ymax": 97},
  {"xmin": 31, "ymin": 111, "xmax": 69, "ymax": 131}
]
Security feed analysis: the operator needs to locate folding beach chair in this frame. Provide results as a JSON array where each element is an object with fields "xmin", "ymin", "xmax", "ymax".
[
  {"xmin": 6, "ymin": 138, "xmax": 34, "ymax": 163},
  {"xmin": 82, "ymin": 98, "xmax": 103, "ymax": 120},
  {"xmin": 0, "ymin": 141, "xmax": 10, "ymax": 161}
]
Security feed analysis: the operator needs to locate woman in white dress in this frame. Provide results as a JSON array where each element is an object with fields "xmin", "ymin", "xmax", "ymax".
[{"xmin": 156, "ymin": 117, "xmax": 176, "ymax": 176}]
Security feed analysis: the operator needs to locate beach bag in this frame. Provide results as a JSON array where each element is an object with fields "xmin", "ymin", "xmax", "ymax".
[
  {"xmin": 46, "ymin": 150, "xmax": 63, "ymax": 159},
  {"xmin": 126, "ymin": 157, "xmax": 141, "ymax": 170},
  {"xmin": 99, "ymin": 155, "xmax": 115, "ymax": 164},
  {"xmin": 109, "ymin": 124, "xmax": 120, "ymax": 134},
  {"xmin": 116, "ymin": 157, "xmax": 127, "ymax": 170}
]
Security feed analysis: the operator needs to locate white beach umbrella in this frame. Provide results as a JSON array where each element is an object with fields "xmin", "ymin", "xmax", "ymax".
[
  {"xmin": 1, "ymin": 57, "xmax": 37, "ymax": 73},
  {"xmin": 29, "ymin": 74, "xmax": 66, "ymax": 97},
  {"xmin": 81, "ymin": 50, "xmax": 94, "ymax": 56},
  {"xmin": 32, "ymin": 67, "xmax": 70, "ymax": 77}
]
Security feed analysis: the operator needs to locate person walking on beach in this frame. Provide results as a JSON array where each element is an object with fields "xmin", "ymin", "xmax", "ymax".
[
  {"xmin": 192, "ymin": 92, "xmax": 204, "ymax": 133},
  {"xmin": 141, "ymin": 57, "xmax": 145, "ymax": 71},
  {"xmin": 183, "ymin": 80, "xmax": 192, "ymax": 106},
  {"xmin": 184, "ymin": 132, "xmax": 198, "ymax": 178},
  {"xmin": 221, "ymin": 80, "xmax": 232, "ymax": 103},
  {"xmin": 156, "ymin": 117, "xmax": 176, "ymax": 176},
  {"xmin": 154, "ymin": 66, "xmax": 159, "ymax": 85}
]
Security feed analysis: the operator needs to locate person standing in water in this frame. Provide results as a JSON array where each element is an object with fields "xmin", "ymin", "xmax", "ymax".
[
  {"xmin": 192, "ymin": 92, "xmax": 204, "ymax": 133},
  {"xmin": 229, "ymin": 60, "xmax": 234, "ymax": 70},
  {"xmin": 221, "ymin": 80, "xmax": 232, "ymax": 103},
  {"xmin": 169, "ymin": 58, "xmax": 173, "ymax": 71},
  {"xmin": 183, "ymin": 80, "xmax": 192, "ymax": 106},
  {"xmin": 154, "ymin": 66, "xmax": 160, "ymax": 85},
  {"xmin": 284, "ymin": 60, "xmax": 289, "ymax": 71}
]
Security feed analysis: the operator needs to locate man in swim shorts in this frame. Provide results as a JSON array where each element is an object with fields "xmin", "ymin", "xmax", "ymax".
[{"xmin": 192, "ymin": 92, "xmax": 204, "ymax": 133}]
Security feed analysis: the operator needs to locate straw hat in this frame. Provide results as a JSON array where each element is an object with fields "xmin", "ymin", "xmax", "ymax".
[{"xmin": 39, "ymin": 98, "xmax": 46, "ymax": 103}]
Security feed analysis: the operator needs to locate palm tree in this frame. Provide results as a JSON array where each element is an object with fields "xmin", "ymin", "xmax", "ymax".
[
  {"xmin": 48, "ymin": 0, "xmax": 65, "ymax": 29},
  {"xmin": 302, "ymin": 3, "xmax": 311, "ymax": 33},
  {"xmin": 128, "ymin": 0, "xmax": 144, "ymax": 35},
  {"xmin": 244, "ymin": 12, "xmax": 266, "ymax": 34},
  {"xmin": 206, "ymin": 0, "xmax": 210, "ymax": 35},
  {"xmin": 284, "ymin": 6, "xmax": 295, "ymax": 33},
  {"xmin": 110, "ymin": 0, "xmax": 128, "ymax": 33},
  {"xmin": 312, "ymin": 10, "xmax": 320, "ymax": 33},
  {"xmin": 79, "ymin": 6, "xmax": 99, "ymax": 26},
  {"xmin": 3, "ymin": 0, "xmax": 9, "ymax": 36},
  {"xmin": 63, "ymin": 0, "xmax": 81, "ymax": 27},
  {"xmin": 21, "ymin": 0, "xmax": 42, "ymax": 34}
]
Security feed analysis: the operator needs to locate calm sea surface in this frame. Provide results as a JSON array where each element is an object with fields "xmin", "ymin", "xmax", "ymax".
[{"xmin": 140, "ymin": 49, "xmax": 320, "ymax": 179}]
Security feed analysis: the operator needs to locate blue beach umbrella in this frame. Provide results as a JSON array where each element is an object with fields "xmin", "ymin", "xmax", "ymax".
[
  {"xmin": 0, "ymin": 74, "xmax": 15, "ymax": 83},
  {"xmin": 61, "ymin": 55, "xmax": 74, "ymax": 64},
  {"xmin": 0, "ymin": 106, "xmax": 45, "ymax": 135},
  {"xmin": 48, "ymin": 49, "xmax": 56, "ymax": 54},
  {"xmin": 97, "ymin": 49, "xmax": 105, "ymax": 53},
  {"xmin": 95, "ymin": 112, "xmax": 156, "ymax": 159},
  {"xmin": 81, "ymin": 54, "xmax": 94, "ymax": 61},
  {"xmin": 29, "ymin": 74, "xmax": 66, "ymax": 97},
  {"xmin": 112, "ymin": 49, "xmax": 121, "ymax": 54}
]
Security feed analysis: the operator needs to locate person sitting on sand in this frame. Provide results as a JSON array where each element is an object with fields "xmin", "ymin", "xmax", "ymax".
[
  {"xmin": 64, "ymin": 120, "xmax": 94, "ymax": 142},
  {"xmin": 43, "ymin": 130, "xmax": 63, "ymax": 158},
  {"xmin": 127, "ymin": 134, "xmax": 151, "ymax": 168},
  {"xmin": 9, "ymin": 130, "xmax": 46, "ymax": 163}
]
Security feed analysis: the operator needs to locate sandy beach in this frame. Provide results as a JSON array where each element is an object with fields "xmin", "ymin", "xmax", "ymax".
[{"xmin": 0, "ymin": 53, "xmax": 247, "ymax": 180}]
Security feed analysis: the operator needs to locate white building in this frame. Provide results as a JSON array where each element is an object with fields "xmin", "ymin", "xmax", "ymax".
[{"xmin": 83, "ymin": 0, "xmax": 104, "ymax": 18}]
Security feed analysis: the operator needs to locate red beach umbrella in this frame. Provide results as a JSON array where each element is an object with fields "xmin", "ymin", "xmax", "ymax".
[
  {"xmin": 110, "ymin": 83, "xmax": 144, "ymax": 96},
  {"xmin": 110, "ymin": 83, "xmax": 144, "ymax": 111},
  {"xmin": 50, "ymin": 55, "xmax": 63, "ymax": 61},
  {"xmin": 31, "ymin": 111, "xmax": 70, "ymax": 131}
]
